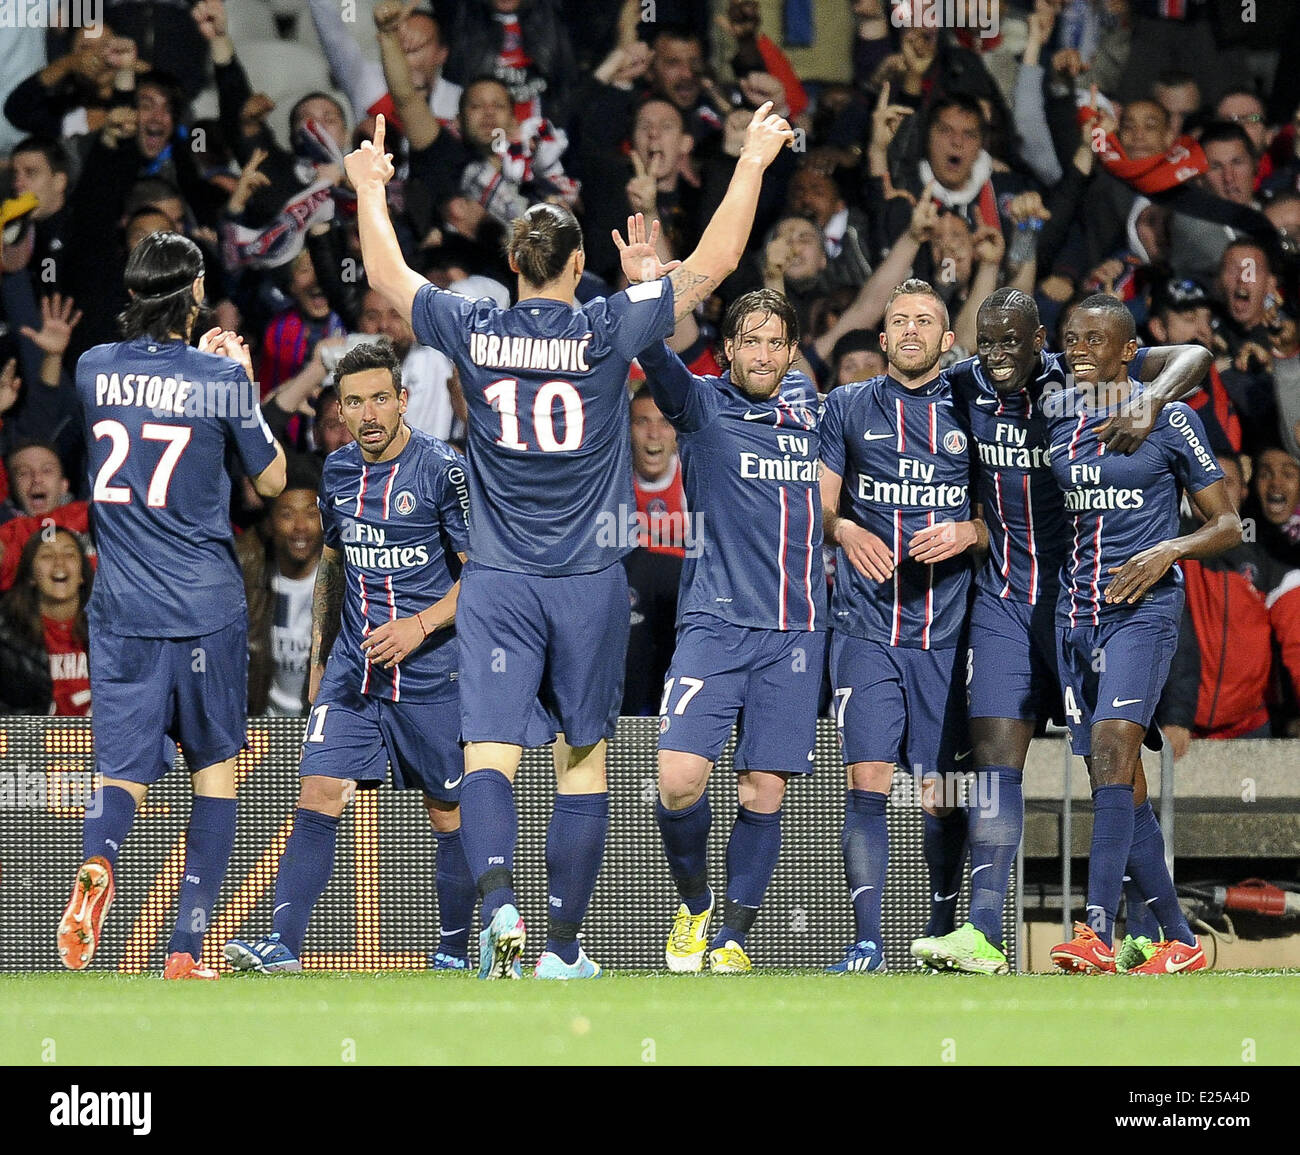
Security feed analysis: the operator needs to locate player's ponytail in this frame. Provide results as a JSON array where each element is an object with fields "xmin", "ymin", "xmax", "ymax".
[
  {"xmin": 507, "ymin": 203, "xmax": 583, "ymax": 289},
  {"xmin": 118, "ymin": 231, "xmax": 205, "ymax": 343}
]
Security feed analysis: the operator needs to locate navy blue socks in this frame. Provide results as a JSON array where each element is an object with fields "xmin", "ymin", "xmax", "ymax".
[
  {"xmin": 168, "ymin": 796, "xmax": 237, "ymax": 960},
  {"xmin": 967, "ymin": 767, "xmax": 1023, "ymax": 945},
  {"xmin": 842, "ymin": 789, "xmax": 888, "ymax": 945},
  {"xmin": 433, "ymin": 828, "xmax": 475, "ymax": 959},
  {"xmin": 544, "ymin": 792, "xmax": 609, "ymax": 964},
  {"xmin": 82, "ymin": 784, "xmax": 137, "ymax": 868},
  {"xmin": 272, "ymin": 807, "xmax": 339, "ymax": 957},
  {"xmin": 923, "ymin": 806, "xmax": 969, "ymax": 937},
  {"xmin": 1087, "ymin": 784, "xmax": 1136, "ymax": 945},
  {"xmin": 459, "ymin": 769, "xmax": 517, "ymax": 920},
  {"xmin": 656, "ymin": 793, "xmax": 712, "ymax": 915},
  {"xmin": 712, "ymin": 806, "xmax": 782, "ymax": 951}
]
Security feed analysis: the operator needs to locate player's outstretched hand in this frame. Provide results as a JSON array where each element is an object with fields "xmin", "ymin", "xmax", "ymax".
[
  {"xmin": 739, "ymin": 101, "xmax": 795, "ymax": 168},
  {"xmin": 908, "ymin": 519, "xmax": 978, "ymax": 565},
  {"xmin": 612, "ymin": 212, "xmax": 681, "ymax": 284},
  {"xmin": 344, "ymin": 113, "xmax": 396, "ymax": 191},
  {"xmin": 1104, "ymin": 541, "xmax": 1179, "ymax": 605},
  {"xmin": 836, "ymin": 519, "xmax": 895, "ymax": 582},
  {"xmin": 361, "ymin": 615, "xmax": 427, "ymax": 668}
]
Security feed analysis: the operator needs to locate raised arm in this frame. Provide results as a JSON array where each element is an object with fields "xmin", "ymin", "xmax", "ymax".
[
  {"xmin": 635, "ymin": 338, "xmax": 704, "ymax": 429},
  {"xmin": 309, "ymin": 0, "xmax": 387, "ymax": 117},
  {"xmin": 812, "ymin": 191, "xmax": 939, "ymax": 363},
  {"xmin": 629, "ymin": 103, "xmax": 792, "ymax": 323},
  {"xmin": 345, "ymin": 115, "xmax": 428, "ymax": 320},
  {"xmin": 375, "ymin": 0, "xmax": 440, "ymax": 151}
]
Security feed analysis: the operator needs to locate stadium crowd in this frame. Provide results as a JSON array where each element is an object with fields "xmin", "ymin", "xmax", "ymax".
[{"xmin": 0, "ymin": 0, "xmax": 1299, "ymax": 752}]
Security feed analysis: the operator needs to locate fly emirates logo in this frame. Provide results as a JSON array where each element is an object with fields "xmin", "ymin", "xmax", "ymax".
[
  {"xmin": 738, "ymin": 433, "xmax": 820, "ymax": 482},
  {"xmin": 977, "ymin": 423, "xmax": 1051, "ymax": 471},
  {"xmin": 1063, "ymin": 462, "xmax": 1144, "ymax": 511},
  {"xmin": 338, "ymin": 521, "xmax": 429, "ymax": 569},
  {"xmin": 857, "ymin": 456, "xmax": 967, "ymax": 508}
]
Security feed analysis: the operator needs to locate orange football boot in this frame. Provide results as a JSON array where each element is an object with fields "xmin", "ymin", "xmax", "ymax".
[
  {"xmin": 162, "ymin": 952, "xmax": 220, "ymax": 980},
  {"xmin": 1127, "ymin": 937, "xmax": 1208, "ymax": 975},
  {"xmin": 57, "ymin": 856, "xmax": 115, "ymax": 970},
  {"xmin": 1050, "ymin": 922, "xmax": 1116, "ymax": 974}
]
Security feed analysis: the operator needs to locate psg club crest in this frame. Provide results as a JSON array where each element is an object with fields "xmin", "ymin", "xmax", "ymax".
[
  {"xmin": 943, "ymin": 430, "xmax": 967, "ymax": 455},
  {"xmin": 393, "ymin": 490, "xmax": 416, "ymax": 516}
]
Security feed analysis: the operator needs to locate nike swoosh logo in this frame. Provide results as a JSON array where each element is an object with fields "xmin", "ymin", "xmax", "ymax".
[
  {"xmin": 443, "ymin": 773, "xmax": 464, "ymax": 789},
  {"xmin": 273, "ymin": 902, "xmax": 290, "ymax": 916},
  {"xmin": 970, "ymin": 863, "xmax": 991, "ymax": 877},
  {"xmin": 954, "ymin": 749, "xmax": 971, "ymax": 761},
  {"xmin": 1165, "ymin": 951, "xmax": 1202, "ymax": 973},
  {"xmin": 742, "ymin": 410, "xmax": 768, "ymax": 421},
  {"xmin": 850, "ymin": 885, "xmax": 874, "ymax": 901},
  {"xmin": 974, "ymin": 397, "xmax": 999, "ymax": 406},
  {"xmin": 441, "ymin": 927, "xmax": 466, "ymax": 936},
  {"xmin": 862, "ymin": 430, "xmax": 894, "ymax": 441},
  {"xmin": 1112, "ymin": 697, "xmax": 1142, "ymax": 708},
  {"xmin": 333, "ymin": 495, "xmax": 353, "ymax": 506},
  {"xmin": 933, "ymin": 891, "xmax": 959, "ymax": 904}
]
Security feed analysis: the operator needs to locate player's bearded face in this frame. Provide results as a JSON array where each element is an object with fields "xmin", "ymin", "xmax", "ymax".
[
  {"xmin": 976, "ymin": 308, "xmax": 1043, "ymax": 394},
  {"xmin": 883, "ymin": 296, "xmax": 948, "ymax": 379},
  {"xmin": 1065, "ymin": 309, "xmax": 1136, "ymax": 405},
  {"xmin": 340, "ymin": 369, "xmax": 407, "ymax": 458},
  {"xmin": 725, "ymin": 311, "xmax": 793, "ymax": 399}
]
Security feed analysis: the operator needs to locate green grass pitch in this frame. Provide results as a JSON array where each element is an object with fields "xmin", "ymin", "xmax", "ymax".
[{"xmin": 3, "ymin": 970, "xmax": 1299, "ymax": 1065}]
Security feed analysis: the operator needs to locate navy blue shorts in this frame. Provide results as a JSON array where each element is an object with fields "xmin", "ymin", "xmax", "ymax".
[
  {"xmin": 89, "ymin": 618, "xmax": 248, "ymax": 782},
  {"xmin": 456, "ymin": 561, "xmax": 628, "ymax": 748},
  {"xmin": 658, "ymin": 618, "xmax": 825, "ymax": 773},
  {"xmin": 299, "ymin": 667, "xmax": 464, "ymax": 802},
  {"xmin": 967, "ymin": 590, "xmax": 1062, "ymax": 723},
  {"xmin": 1056, "ymin": 598, "xmax": 1181, "ymax": 757},
  {"xmin": 830, "ymin": 633, "xmax": 970, "ymax": 776}
]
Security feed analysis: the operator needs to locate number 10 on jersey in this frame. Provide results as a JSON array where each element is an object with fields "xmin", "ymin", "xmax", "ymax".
[{"xmin": 484, "ymin": 378, "xmax": 586, "ymax": 452}]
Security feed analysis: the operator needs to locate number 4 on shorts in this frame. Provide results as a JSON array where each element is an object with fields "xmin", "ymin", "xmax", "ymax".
[{"xmin": 1063, "ymin": 685, "xmax": 1083, "ymax": 724}]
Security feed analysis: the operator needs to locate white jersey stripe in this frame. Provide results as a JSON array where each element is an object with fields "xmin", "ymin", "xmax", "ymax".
[
  {"xmin": 1023, "ymin": 472, "xmax": 1038, "ymax": 605},
  {"xmin": 359, "ymin": 573, "xmax": 371, "ymax": 695},
  {"xmin": 385, "ymin": 574, "xmax": 399, "ymax": 701},
  {"xmin": 896, "ymin": 398, "xmax": 906, "ymax": 454},
  {"xmin": 1068, "ymin": 520, "xmax": 1083, "ymax": 628},
  {"xmin": 778, "ymin": 487, "xmax": 789, "ymax": 631},
  {"xmin": 890, "ymin": 508, "xmax": 903, "ymax": 646},
  {"xmin": 1091, "ymin": 515, "xmax": 1104, "ymax": 624},
  {"xmin": 993, "ymin": 470, "xmax": 1011, "ymax": 598},
  {"xmin": 382, "ymin": 463, "xmax": 399, "ymax": 521},
  {"xmin": 803, "ymin": 487, "xmax": 815, "ymax": 630},
  {"xmin": 356, "ymin": 464, "xmax": 369, "ymax": 516},
  {"xmin": 923, "ymin": 511, "xmax": 935, "ymax": 649}
]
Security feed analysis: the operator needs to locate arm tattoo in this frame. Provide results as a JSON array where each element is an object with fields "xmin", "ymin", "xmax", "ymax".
[
  {"xmin": 670, "ymin": 266, "xmax": 721, "ymax": 323},
  {"xmin": 310, "ymin": 546, "xmax": 345, "ymax": 670}
]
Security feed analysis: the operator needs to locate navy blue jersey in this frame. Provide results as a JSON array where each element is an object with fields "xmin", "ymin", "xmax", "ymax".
[
  {"xmin": 319, "ymin": 428, "xmax": 470, "ymax": 700},
  {"xmin": 639, "ymin": 342, "xmax": 823, "ymax": 632},
  {"xmin": 1046, "ymin": 391, "xmax": 1222, "ymax": 626},
  {"xmin": 821, "ymin": 373, "xmax": 973, "ymax": 649},
  {"xmin": 77, "ymin": 337, "xmax": 278, "ymax": 637},
  {"xmin": 946, "ymin": 349, "xmax": 1148, "ymax": 606},
  {"xmin": 410, "ymin": 279, "xmax": 676, "ymax": 576}
]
